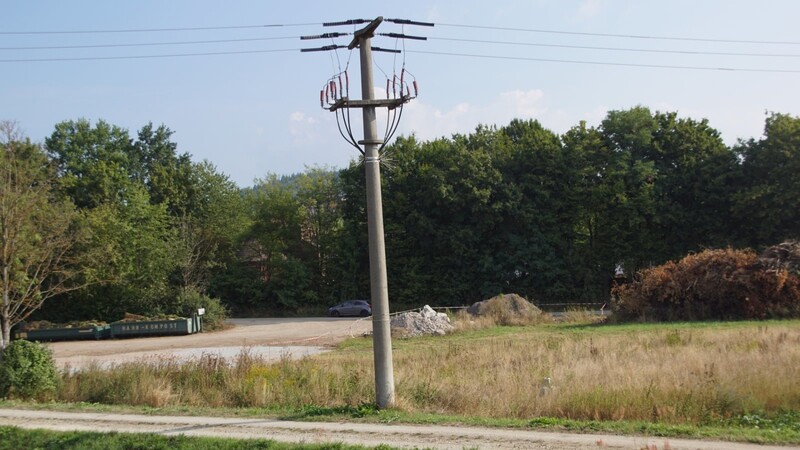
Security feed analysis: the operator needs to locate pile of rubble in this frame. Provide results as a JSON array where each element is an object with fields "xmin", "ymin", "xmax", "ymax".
[{"xmin": 390, "ymin": 305, "xmax": 454, "ymax": 337}]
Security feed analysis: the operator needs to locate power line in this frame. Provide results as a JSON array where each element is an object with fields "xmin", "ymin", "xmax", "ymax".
[
  {"xmin": 0, "ymin": 36, "xmax": 298, "ymax": 51},
  {"xmin": 0, "ymin": 48, "xmax": 299, "ymax": 63},
  {"xmin": 4, "ymin": 20, "xmax": 796, "ymax": 46},
  {"xmin": 437, "ymin": 23, "xmax": 800, "ymax": 46},
  {"xmin": 6, "ymin": 34, "xmax": 796, "ymax": 59},
  {"xmin": 0, "ymin": 23, "xmax": 319, "ymax": 35},
  {"xmin": 407, "ymin": 50, "xmax": 800, "ymax": 73},
  {"xmin": 431, "ymin": 37, "xmax": 800, "ymax": 58}
]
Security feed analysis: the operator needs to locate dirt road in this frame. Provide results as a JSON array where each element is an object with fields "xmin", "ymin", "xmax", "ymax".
[
  {"xmin": 47, "ymin": 318, "xmax": 372, "ymax": 368},
  {"xmin": 0, "ymin": 408, "xmax": 790, "ymax": 450}
]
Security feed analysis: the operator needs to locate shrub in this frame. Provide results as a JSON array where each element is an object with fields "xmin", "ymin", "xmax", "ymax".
[
  {"xmin": 615, "ymin": 247, "xmax": 800, "ymax": 322},
  {"xmin": 0, "ymin": 340, "xmax": 59, "ymax": 400},
  {"xmin": 173, "ymin": 288, "xmax": 229, "ymax": 331}
]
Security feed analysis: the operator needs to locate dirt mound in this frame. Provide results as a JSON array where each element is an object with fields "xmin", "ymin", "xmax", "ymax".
[
  {"xmin": 467, "ymin": 294, "xmax": 542, "ymax": 325},
  {"xmin": 391, "ymin": 305, "xmax": 454, "ymax": 337}
]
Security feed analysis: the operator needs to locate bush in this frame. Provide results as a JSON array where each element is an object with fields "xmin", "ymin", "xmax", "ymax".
[
  {"xmin": 173, "ymin": 288, "xmax": 229, "ymax": 331},
  {"xmin": 614, "ymin": 247, "xmax": 800, "ymax": 322},
  {"xmin": 0, "ymin": 340, "xmax": 59, "ymax": 400}
]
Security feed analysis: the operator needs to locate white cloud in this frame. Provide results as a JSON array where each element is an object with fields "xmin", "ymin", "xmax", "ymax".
[
  {"xmin": 398, "ymin": 89, "xmax": 546, "ymax": 140},
  {"xmin": 576, "ymin": 0, "xmax": 607, "ymax": 20},
  {"xmin": 288, "ymin": 111, "xmax": 324, "ymax": 146}
]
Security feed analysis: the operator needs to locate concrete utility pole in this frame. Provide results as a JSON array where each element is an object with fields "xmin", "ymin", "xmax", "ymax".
[
  {"xmin": 304, "ymin": 15, "xmax": 424, "ymax": 409},
  {"xmin": 349, "ymin": 16, "xmax": 395, "ymax": 409}
]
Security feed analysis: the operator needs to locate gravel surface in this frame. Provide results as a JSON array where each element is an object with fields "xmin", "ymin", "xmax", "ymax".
[
  {"xmin": 0, "ymin": 408, "xmax": 791, "ymax": 450},
  {"xmin": 47, "ymin": 317, "xmax": 372, "ymax": 369}
]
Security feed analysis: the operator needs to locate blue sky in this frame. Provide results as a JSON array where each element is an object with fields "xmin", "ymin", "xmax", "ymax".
[{"xmin": 3, "ymin": 1, "xmax": 799, "ymax": 186}]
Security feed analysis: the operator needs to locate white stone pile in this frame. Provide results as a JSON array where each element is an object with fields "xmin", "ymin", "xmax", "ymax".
[{"xmin": 390, "ymin": 305, "xmax": 454, "ymax": 337}]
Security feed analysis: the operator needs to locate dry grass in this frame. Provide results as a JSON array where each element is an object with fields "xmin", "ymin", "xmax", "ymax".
[
  {"xmin": 394, "ymin": 322, "xmax": 800, "ymax": 422},
  {"xmin": 58, "ymin": 319, "xmax": 800, "ymax": 424}
]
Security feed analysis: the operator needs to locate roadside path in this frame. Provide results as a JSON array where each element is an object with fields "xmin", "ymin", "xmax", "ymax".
[{"xmin": 0, "ymin": 408, "xmax": 791, "ymax": 450}]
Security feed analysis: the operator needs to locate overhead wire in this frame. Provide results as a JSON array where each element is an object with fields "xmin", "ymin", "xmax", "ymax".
[
  {"xmin": 0, "ymin": 23, "xmax": 320, "ymax": 35},
  {"xmin": 429, "ymin": 37, "xmax": 800, "ymax": 59},
  {"xmin": 0, "ymin": 36, "xmax": 298, "ymax": 51},
  {"xmin": 0, "ymin": 48, "xmax": 299, "ymax": 63},
  {"xmin": 436, "ymin": 23, "xmax": 800, "ymax": 46},
  {"xmin": 1, "ymin": 19, "xmax": 796, "ymax": 73},
  {"xmin": 406, "ymin": 49, "xmax": 800, "ymax": 73}
]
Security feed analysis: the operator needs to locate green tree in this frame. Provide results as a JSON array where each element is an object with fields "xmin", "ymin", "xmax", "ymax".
[
  {"xmin": 0, "ymin": 122, "xmax": 86, "ymax": 349},
  {"xmin": 295, "ymin": 167, "xmax": 344, "ymax": 303},
  {"xmin": 649, "ymin": 112, "xmax": 737, "ymax": 258},
  {"xmin": 45, "ymin": 119, "xmax": 134, "ymax": 209},
  {"xmin": 734, "ymin": 113, "xmax": 800, "ymax": 245},
  {"xmin": 69, "ymin": 186, "xmax": 176, "ymax": 318},
  {"xmin": 172, "ymin": 161, "xmax": 248, "ymax": 292}
]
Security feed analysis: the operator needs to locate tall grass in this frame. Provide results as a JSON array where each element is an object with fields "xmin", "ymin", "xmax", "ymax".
[{"xmin": 58, "ymin": 320, "xmax": 800, "ymax": 425}]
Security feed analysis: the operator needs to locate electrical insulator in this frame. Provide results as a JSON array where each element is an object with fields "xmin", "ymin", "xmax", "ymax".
[
  {"xmin": 400, "ymin": 68, "xmax": 405, "ymax": 94},
  {"xmin": 413, "ymin": 80, "xmax": 418, "ymax": 97},
  {"xmin": 392, "ymin": 75, "xmax": 398, "ymax": 98},
  {"xmin": 320, "ymin": 90, "xmax": 324, "ymax": 107},
  {"xmin": 406, "ymin": 85, "xmax": 411, "ymax": 97},
  {"xmin": 345, "ymin": 71, "xmax": 350, "ymax": 96},
  {"xmin": 386, "ymin": 79, "xmax": 390, "ymax": 98},
  {"xmin": 330, "ymin": 81, "xmax": 337, "ymax": 100},
  {"xmin": 325, "ymin": 84, "xmax": 330, "ymax": 103},
  {"xmin": 338, "ymin": 75, "xmax": 343, "ymax": 98}
]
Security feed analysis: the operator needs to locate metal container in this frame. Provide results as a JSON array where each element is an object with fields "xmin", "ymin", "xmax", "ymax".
[
  {"xmin": 14, "ymin": 325, "xmax": 110, "ymax": 342},
  {"xmin": 109, "ymin": 318, "xmax": 195, "ymax": 338}
]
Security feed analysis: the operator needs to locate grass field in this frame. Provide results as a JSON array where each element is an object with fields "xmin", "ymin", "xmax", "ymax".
[
  {"xmin": 46, "ymin": 317, "xmax": 800, "ymax": 443},
  {"xmin": 0, "ymin": 426, "xmax": 381, "ymax": 450}
]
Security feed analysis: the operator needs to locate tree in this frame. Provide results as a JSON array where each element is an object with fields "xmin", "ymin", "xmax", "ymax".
[
  {"xmin": 734, "ymin": 113, "xmax": 800, "ymax": 245},
  {"xmin": 174, "ymin": 161, "xmax": 248, "ymax": 292},
  {"xmin": 45, "ymin": 119, "xmax": 134, "ymax": 209},
  {"xmin": 0, "ymin": 121, "xmax": 85, "ymax": 349},
  {"xmin": 295, "ymin": 167, "xmax": 344, "ymax": 303}
]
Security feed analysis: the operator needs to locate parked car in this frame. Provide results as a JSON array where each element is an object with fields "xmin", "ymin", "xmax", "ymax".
[{"xmin": 328, "ymin": 300, "xmax": 372, "ymax": 317}]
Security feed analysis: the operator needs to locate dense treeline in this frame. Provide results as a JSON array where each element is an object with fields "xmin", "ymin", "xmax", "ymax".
[
  {"xmin": 2, "ymin": 107, "xmax": 799, "ymax": 326},
  {"xmin": 336, "ymin": 108, "xmax": 799, "ymax": 307}
]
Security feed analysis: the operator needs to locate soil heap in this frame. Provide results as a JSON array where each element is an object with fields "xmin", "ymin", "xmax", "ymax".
[{"xmin": 467, "ymin": 293, "xmax": 542, "ymax": 325}]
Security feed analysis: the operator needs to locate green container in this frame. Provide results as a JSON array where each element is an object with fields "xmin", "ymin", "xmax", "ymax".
[
  {"xmin": 14, "ymin": 325, "xmax": 110, "ymax": 342},
  {"xmin": 110, "ymin": 318, "xmax": 195, "ymax": 338}
]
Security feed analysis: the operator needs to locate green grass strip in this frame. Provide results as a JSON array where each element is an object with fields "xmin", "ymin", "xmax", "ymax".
[{"xmin": 0, "ymin": 426, "xmax": 391, "ymax": 450}]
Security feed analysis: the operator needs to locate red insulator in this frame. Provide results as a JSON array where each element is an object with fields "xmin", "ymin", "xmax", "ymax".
[
  {"xmin": 392, "ymin": 75, "xmax": 398, "ymax": 98},
  {"xmin": 329, "ymin": 80, "xmax": 337, "ymax": 99},
  {"xmin": 320, "ymin": 90, "xmax": 324, "ymax": 107},
  {"xmin": 413, "ymin": 80, "xmax": 419, "ymax": 97},
  {"xmin": 325, "ymin": 84, "xmax": 330, "ymax": 103}
]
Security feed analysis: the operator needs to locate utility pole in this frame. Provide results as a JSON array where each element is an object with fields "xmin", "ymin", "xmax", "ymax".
[
  {"xmin": 350, "ymin": 16, "xmax": 395, "ymax": 409},
  {"xmin": 302, "ymin": 16, "xmax": 430, "ymax": 409}
]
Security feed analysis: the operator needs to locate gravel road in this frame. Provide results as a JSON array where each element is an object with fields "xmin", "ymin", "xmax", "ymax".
[
  {"xmin": 46, "ymin": 317, "xmax": 372, "ymax": 369},
  {"xmin": 0, "ymin": 408, "xmax": 791, "ymax": 450}
]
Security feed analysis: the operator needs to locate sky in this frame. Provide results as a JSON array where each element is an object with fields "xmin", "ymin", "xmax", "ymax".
[{"xmin": 3, "ymin": 1, "xmax": 799, "ymax": 187}]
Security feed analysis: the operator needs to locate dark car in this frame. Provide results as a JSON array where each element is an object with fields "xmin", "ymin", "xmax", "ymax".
[{"xmin": 328, "ymin": 300, "xmax": 372, "ymax": 317}]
